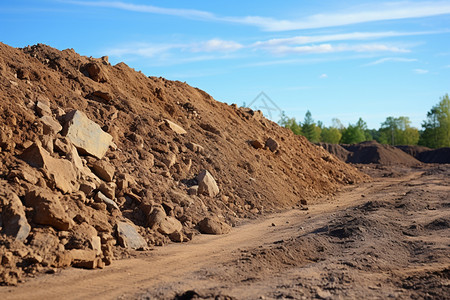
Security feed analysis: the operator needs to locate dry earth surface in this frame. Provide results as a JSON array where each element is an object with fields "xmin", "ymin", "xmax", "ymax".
[{"xmin": 1, "ymin": 164, "xmax": 448, "ymax": 300}]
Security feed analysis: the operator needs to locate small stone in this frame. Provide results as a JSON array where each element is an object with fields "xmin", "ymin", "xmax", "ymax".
[
  {"xmin": 265, "ymin": 138, "xmax": 279, "ymax": 152},
  {"xmin": 188, "ymin": 185, "xmax": 199, "ymax": 196},
  {"xmin": 162, "ymin": 153, "xmax": 177, "ymax": 168},
  {"xmin": 92, "ymin": 160, "xmax": 115, "ymax": 182},
  {"xmin": 164, "ymin": 119, "xmax": 187, "ymax": 134},
  {"xmin": 196, "ymin": 170, "xmax": 219, "ymax": 197},
  {"xmin": 186, "ymin": 142, "xmax": 204, "ymax": 153},
  {"xmin": 250, "ymin": 140, "xmax": 264, "ymax": 149},
  {"xmin": 94, "ymin": 191, "xmax": 119, "ymax": 210},
  {"xmin": 35, "ymin": 100, "xmax": 51, "ymax": 117},
  {"xmin": 40, "ymin": 115, "xmax": 62, "ymax": 135}
]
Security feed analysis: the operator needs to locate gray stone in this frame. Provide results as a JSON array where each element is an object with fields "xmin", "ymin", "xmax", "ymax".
[
  {"xmin": 0, "ymin": 191, "xmax": 31, "ymax": 242},
  {"xmin": 196, "ymin": 170, "xmax": 219, "ymax": 197},
  {"xmin": 116, "ymin": 221, "xmax": 147, "ymax": 250},
  {"xmin": 62, "ymin": 110, "xmax": 113, "ymax": 159}
]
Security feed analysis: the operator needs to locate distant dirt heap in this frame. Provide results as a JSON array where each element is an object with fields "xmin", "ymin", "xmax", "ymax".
[{"xmin": 0, "ymin": 43, "xmax": 367, "ymax": 285}]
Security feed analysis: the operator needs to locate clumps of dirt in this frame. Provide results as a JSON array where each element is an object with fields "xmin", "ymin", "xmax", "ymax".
[
  {"xmin": 0, "ymin": 42, "xmax": 368, "ymax": 285},
  {"xmin": 316, "ymin": 142, "xmax": 350, "ymax": 162},
  {"xmin": 173, "ymin": 290, "xmax": 236, "ymax": 300},
  {"xmin": 400, "ymin": 268, "xmax": 450, "ymax": 299}
]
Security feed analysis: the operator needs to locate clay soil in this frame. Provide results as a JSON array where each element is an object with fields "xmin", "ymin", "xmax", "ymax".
[{"xmin": 1, "ymin": 163, "xmax": 448, "ymax": 300}]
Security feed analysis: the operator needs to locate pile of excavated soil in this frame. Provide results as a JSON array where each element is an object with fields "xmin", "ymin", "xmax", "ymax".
[
  {"xmin": 417, "ymin": 148, "xmax": 450, "ymax": 164},
  {"xmin": 0, "ymin": 43, "xmax": 368, "ymax": 285},
  {"xmin": 316, "ymin": 142, "xmax": 350, "ymax": 162},
  {"xmin": 396, "ymin": 145, "xmax": 431, "ymax": 158},
  {"xmin": 341, "ymin": 141, "xmax": 421, "ymax": 166}
]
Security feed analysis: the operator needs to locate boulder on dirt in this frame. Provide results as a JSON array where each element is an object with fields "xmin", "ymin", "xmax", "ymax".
[
  {"xmin": 35, "ymin": 100, "xmax": 51, "ymax": 117},
  {"xmin": 62, "ymin": 110, "xmax": 113, "ymax": 159},
  {"xmin": 40, "ymin": 115, "xmax": 62, "ymax": 135},
  {"xmin": 265, "ymin": 138, "xmax": 279, "ymax": 152},
  {"xmin": 198, "ymin": 217, "xmax": 231, "ymax": 235},
  {"xmin": 83, "ymin": 62, "xmax": 108, "ymax": 83},
  {"xmin": 116, "ymin": 221, "xmax": 147, "ymax": 250},
  {"xmin": 158, "ymin": 216, "xmax": 183, "ymax": 236},
  {"xmin": 92, "ymin": 160, "xmax": 115, "ymax": 182},
  {"xmin": 20, "ymin": 143, "xmax": 78, "ymax": 194},
  {"xmin": 25, "ymin": 189, "xmax": 72, "ymax": 231},
  {"xmin": 0, "ymin": 190, "xmax": 31, "ymax": 242},
  {"xmin": 196, "ymin": 170, "xmax": 219, "ymax": 197},
  {"xmin": 70, "ymin": 249, "xmax": 98, "ymax": 269},
  {"xmin": 164, "ymin": 119, "xmax": 187, "ymax": 135}
]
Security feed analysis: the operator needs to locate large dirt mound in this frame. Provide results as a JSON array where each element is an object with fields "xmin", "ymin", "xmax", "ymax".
[
  {"xmin": 341, "ymin": 141, "xmax": 421, "ymax": 166},
  {"xmin": 0, "ymin": 42, "xmax": 367, "ymax": 285},
  {"xmin": 316, "ymin": 142, "xmax": 350, "ymax": 162},
  {"xmin": 417, "ymin": 147, "xmax": 450, "ymax": 163},
  {"xmin": 395, "ymin": 145, "xmax": 431, "ymax": 158}
]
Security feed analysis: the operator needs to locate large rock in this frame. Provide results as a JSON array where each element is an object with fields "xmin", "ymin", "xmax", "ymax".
[
  {"xmin": 25, "ymin": 188, "xmax": 72, "ymax": 231},
  {"xmin": 62, "ymin": 110, "xmax": 113, "ymax": 159},
  {"xmin": 158, "ymin": 216, "xmax": 183, "ymax": 236},
  {"xmin": 20, "ymin": 143, "xmax": 78, "ymax": 194},
  {"xmin": 40, "ymin": 115, "xmax": 62, "ymax": 135},
  {"xmin": 116, "ymin": 221, "xmax": 147, "ymax": 250},
  {"xmin": 196, "ymin": 170, "xmax": 219, "ymax": 197},
  {"xmin": 92, "ymin": 160, "xmax": 115, "ymax": 182},
  {"xmin": 198, "ymin": 217, "xmax": 231, "ymax": 235},
  {"xmin": 164, "ymin": 119, "xmax": 187, "ymax": 135},
  {"xmin": 0, "ymin": 190, "xmax": 31, "ymax": 242}
]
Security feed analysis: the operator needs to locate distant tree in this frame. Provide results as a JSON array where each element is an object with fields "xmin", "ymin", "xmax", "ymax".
[
  {"xmin": 278, "ymin": 111, "xmax": 302, "ymax": 135},
  {"xmin": 379, "ymin": 116, "xmax": 419, "ymax": 145},
  {"xmin": 419, "ymin": 94, "xmax": 450, "ymax": 148},
  {"xmin": 320, "ymin": 127, "xmax": 342, "ymax": 144},
  {"xmin": 302, "ymin": 110, "xmax": 320, "ymax": 142},
  {"xmin": 340, "ymin": 118, "xmax": 370, "ymax": 144}
]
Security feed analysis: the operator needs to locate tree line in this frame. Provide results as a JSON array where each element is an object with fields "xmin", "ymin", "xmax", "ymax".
[{"xmin": 278, "ymin": 94, "xmax": 450, "ymax": 148}]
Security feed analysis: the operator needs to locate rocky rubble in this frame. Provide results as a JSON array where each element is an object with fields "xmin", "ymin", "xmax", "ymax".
[{"xmin": 0, "ymin": 42, "xmax": 368, "ymax": 285}]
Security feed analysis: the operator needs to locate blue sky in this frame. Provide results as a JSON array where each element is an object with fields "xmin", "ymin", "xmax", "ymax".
[{"xmin": 1, "ymin": 1, "xmax": 450, "ymax": 128}]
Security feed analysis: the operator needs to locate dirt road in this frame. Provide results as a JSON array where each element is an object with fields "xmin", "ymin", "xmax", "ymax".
[{"xmin": 1, "ymin": 165, "xmax": 449, "ymax": 299}]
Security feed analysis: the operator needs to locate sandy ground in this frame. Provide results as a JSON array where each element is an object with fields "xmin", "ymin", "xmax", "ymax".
[{"xmin": 1, "ymin": 165, "xmax": 449, "ymax": 300}]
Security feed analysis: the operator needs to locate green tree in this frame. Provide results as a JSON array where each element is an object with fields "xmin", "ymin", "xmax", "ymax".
[
  {"xmin": 278, "ymin": 111, "xmax": 302, "ymax": 135},
  {"xmin": 320, "ymin": 127, "xmax": 342, "ymax": 144},
  {"xmin": 419, "ymin": 94, "xmax": 450, "ymax": 148},
  {"xmin": 379, "ymin": 116, "xmax": 419, "ymax": 145},
  {"xmin": 302, "ymin": 110, "xmax": 320, "ymax": 142},
  {"xmin": 340, "ymin": 118, "xmax": 370, "ymax": 144}
]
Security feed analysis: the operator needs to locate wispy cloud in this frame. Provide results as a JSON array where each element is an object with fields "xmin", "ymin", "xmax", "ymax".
[
  {"xmin": 413, "ymin": 68, "xmax": 429, "ymax": 74},
  {"xmin": 191, "ymin": 39, "xmax": 243, "ymax": 52},
  {"xmin": 67, "ymin": 1, "xmax": 450, "ymax": 31},
  {"xmin": 363, "ymin": 57, "xmax": 418, "ymax": 66},
  {"xmin": 263, "ymin": 43, "xmax": 409, "ymax": 55},
  {"xmin": 319, "ymin": 74, "xmax": 328, "ymax": 79},
  {"xmin": 253, "ymin": 31, "xmax": 442, "ymax": 47}
]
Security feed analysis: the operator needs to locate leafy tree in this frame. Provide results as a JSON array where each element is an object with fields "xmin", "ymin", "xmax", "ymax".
[
  {"xmin": 379, "ymin": 116, "xmax": 419, "ymax": 145},
  {"xmin": 340, "ymin": 118, "xmax": 370, "ymax": 144},
  {"xmin": 419, "ymin": 94, "xmax": 450, "ymax": 148},
  {"xmin": 278, "ymin": 111, "xmax": 302, "ymax": 135},
  {"xmin": 320, "ymin": 127, "xmax": 342, "ymax": 144},
  {"xmin": 301, "ymin": 110, "xmax": 320, "ymax": 142}
]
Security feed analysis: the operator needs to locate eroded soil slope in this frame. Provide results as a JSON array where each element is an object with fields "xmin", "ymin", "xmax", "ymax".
[{"xmin": 0, "ymin": 43, "xmax": 367, "ymax": 285}]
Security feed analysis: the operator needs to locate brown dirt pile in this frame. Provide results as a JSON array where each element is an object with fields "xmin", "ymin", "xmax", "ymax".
[
  {"xmin": 0, "ymin": 42, "xmax": 367, "ymax": 285},
  {"xmin": 396, "ymin": 145, "xmax": 450, "ymax": 164}
]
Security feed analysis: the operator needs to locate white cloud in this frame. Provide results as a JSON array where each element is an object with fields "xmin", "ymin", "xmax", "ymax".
[
  {"xmin": 363, "ymin": 57, "xmax": 418, "ymax": 66},
  {"xmin": 264, "ymin": 43, "xmax": 409, "ymax": 55},
  {"xmin": 192, "ymin": 39, "xmax": 243, "ymax": 52},
  {"xmin": 413, "ymin": 68, "xmax": 429, "ymax": 74},
  {"xmin": 67, "ymin": 1, "xmax": 450, "ymax": 31},
  {"xmin": 319, "ymin": 74, "xmax": 328, "ymax": 79},
  {"xmin": 253, "ymin": 31, "xmax": 442, "ymax": 47}
]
